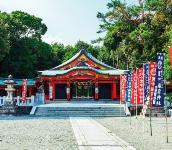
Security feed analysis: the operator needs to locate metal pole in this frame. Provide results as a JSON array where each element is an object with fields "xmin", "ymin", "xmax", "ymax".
[
  {"xmin": 120, "ymin": 97, "xmax": 122, "ymax": 117},
  {"xmin": 149, "ymin": 101, "xmax": 153, "ymax": 136},
  {"xmin": 76, "ymin": 83, "xmax": 77, "ymax": 99},
  {"xmin": 120, "ymin": 75, "xmax": 122, "ymax": 117},
  {"xmin": 143, "ymin": 63, "xmax": 145, "ymax": 106},
  {"xmin": 130, "ymin": 107, "xmax": 132, "ymax": 126},
  {"xmin": 165, "ymin": 108, "xmax": 169, "ymax": 143},
  {"xmin": 164, "ymin": 54, "xmax": 169, "ymax": 142}
]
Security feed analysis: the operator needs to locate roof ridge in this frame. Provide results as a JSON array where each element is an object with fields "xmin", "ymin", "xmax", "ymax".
[{"xmin": 47, "ymin": 48, "xmax": 116, "ymax": 71}]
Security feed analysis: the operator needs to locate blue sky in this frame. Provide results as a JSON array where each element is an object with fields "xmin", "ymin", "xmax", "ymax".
[{"xmin": 0, "ymin": 0, "xmax": 138, "ymax": 45}]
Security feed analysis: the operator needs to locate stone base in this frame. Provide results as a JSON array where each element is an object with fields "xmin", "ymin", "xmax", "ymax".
[{"xmin": 0, "ymin": 102, "xmax": 17, "ymax": 115}]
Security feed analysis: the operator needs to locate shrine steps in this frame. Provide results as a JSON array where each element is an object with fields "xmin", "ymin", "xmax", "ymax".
[{"xmin": 31, "ymin": 102, "xmax": 128, "ymax": 117}]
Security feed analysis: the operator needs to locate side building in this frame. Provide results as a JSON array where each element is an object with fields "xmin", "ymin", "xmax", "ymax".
[{"xmin": 0, "ymin": 78, "xmax": 36, "ymax": 97}]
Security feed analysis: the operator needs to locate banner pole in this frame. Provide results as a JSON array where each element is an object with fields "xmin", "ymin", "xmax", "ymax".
[
  {"xmin": 149, "ymin": 102, "xmax": 153, "ymax": 136},
  {"xmin": 120, "ymin": 75, "xmax": 122, "ymax": 118},
  {"xmin": 143, "ymin": 63, "xmax": 145, "ymax": 106},
  {"xmin": 148, "ymin": 62, "xmax": 152, "ymax": 136},
  {"xmin": 136, "ymin": 68, "xmax": 138, "ymax": 119},
  {"xmin": 164, "ymin": 53, "xmax": 169, "ymax": 143},
  {"xmin": 165, "ymin": 107, "xmax": 169, "ymax": 143}
]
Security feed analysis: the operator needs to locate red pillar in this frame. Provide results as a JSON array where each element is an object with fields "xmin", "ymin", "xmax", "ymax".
[
  {"xmin": 95, "ymin": 82, "xmax": 99, "ymax": 100},
  {"xmin": 67, "ymin": 82, "xmax": 70, "ymax": 101},
  {"xmin": 112, "ymin": 81, "xmax": 117, "ymax": 100}
]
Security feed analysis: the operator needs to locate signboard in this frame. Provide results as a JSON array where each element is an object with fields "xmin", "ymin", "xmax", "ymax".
[
  {"xmin": 120, "ymin": 75, "xmax": 127, "ymax": 102},
  {"xmin": 137, "ymin": 68, "xmax": 144, "ymax": 105},
  {"xmin": 149, "ymin": 63, "xmax": 156, "ymax": 107},
  {"xmin": 49, "ymin": 86, "xmax": 52, "ymax": 99},
  {"xmin": 95, "ymin": 87, "xmax": 98, "ymax": 93},
  {"xmin": 126, "ymin": 71, "xmax": 132, "ymax": 102},
  {"xmin": 66, "ymin": 87, "xmax": 70, "ymax": 94},
  {"xmin": 131, "ymin": 72, "xmax": 137, "ymax": 105},
  {"xmin": 144, "ymin": 64, "xmax": 149, "ymax": 102},
  {"xmin": 22, "ymin": 79, "xmax": 27, "ymax": 101},
  {"xmin": 152, "ymin": 53, "xmax": 165, "ymax": 107}
]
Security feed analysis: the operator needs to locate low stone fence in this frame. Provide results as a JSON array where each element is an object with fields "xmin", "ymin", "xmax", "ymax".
[
  {"xmin": 15, "ymin": 96, "xmax": 35, "ymax": 106},
  {"xmin": 0, "ymin": 93, "xmax": 45, "ymax": 107},
  {"xmin": 0, "ymin": 96, "xmax": 5, "ymax": 106}
]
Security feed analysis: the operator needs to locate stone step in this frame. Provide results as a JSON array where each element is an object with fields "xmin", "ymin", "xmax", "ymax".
[
  {"xmin": 36, "ymin": 111, "xmax": 125, "ymax": 115},
  {"xmin": 35, "ymin": 114, "xmax": 126, "ymax": 117},
  {"xmin": 35, "ymin": 110, "xmax": 126, "ymax": 114},
  {"xmin": 35, "ymin": 109, "xmax": 126, "ymax": 117},
  {"xmin": 36, "ymin": 107, "xmax": 124, "ymax": 111},
  {"xmin": 33, "ymin": 103, "xmax": 127, "ymax": 117}
]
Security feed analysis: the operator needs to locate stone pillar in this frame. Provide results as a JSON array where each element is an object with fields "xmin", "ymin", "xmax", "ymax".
[
  {"xmin": 95, "ymin": 82, "xmax": 99, "ymax": 100},
  {"xmin": 66, "ymin": 82, "xmax": 70, "ymax": 101}
]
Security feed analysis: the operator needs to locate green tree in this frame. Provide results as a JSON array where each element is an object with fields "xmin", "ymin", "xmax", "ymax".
[
  {"xmin": 63, "ymin": 41, "xmax": 100, "ymax": 62},
  {"xmin": 0, "ymin": 11, "xmax": 50, "ymax": 78},
  {"xmin": 96, "ymin": 0, "xmax": 172, "ymax": 70},
  {"xmin": 8, "ymin": 11, "xmax": 47, "ymax": 40},
  {"xmin": 0, "ymin": 12, "xmax": 10, "ymax": 62},
  {"xmin": 51, "ymin": 43, "xmax": 65, "ymax": 67}
]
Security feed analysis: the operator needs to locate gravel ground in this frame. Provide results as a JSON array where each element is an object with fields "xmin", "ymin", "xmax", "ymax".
[
  {"xmin": 1, "ymin": 116, "xmax": 171, "ymax": 150},
  {"xmin": 0, "ymin": 116, "xmax": 78, "ymax": 150},
  {"xmin": 96, "ymin": 117, "xmax": 172, "ymax": 150}
]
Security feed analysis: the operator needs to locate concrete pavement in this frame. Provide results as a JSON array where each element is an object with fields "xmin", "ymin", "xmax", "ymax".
[{"xmin": 70, "ymin": 118, "xmax": 136, "ymax": 150}]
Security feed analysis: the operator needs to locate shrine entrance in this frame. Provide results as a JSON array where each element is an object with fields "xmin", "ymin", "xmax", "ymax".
[{"xmin": 71, "ymin": 81, "xmax": 94, "ymax": 99}]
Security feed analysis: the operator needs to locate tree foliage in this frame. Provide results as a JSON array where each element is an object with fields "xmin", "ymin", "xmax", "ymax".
[
  {"xmin": 0, "ymin": 12, "xmax": 10, "ymax": 62},
  {"xmin": 0, "ymin": 1, "xmax": 172, "ymax": 81},
  {"xmin": 0, "ymin": 10, "xmax": 100, "ymax": 78},
  {"xmin": 0, "ymin": 11, "xmax": 50, "ymax": 78},
  {"xmin": 51, "ymin": 40, "xmax": 99, "ymax": 66},
  {"xmin": 96, "ymin": 0, "xmax": 172, "ymax": 74}
]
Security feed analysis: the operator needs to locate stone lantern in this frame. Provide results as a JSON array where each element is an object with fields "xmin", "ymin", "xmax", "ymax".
[{"xmin": 4, "ymin": 75, "xmax": 16, "ymax": 105}]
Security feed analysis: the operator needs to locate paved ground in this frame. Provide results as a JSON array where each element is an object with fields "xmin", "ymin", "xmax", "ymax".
[{"xmin": 70, "ymin": 117, "xmax": 135, "ymax": 150}]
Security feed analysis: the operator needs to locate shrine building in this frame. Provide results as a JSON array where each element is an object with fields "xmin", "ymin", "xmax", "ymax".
[{"xmin": 38, "ymin": 49, "xmax": 127, "ymax": 101}]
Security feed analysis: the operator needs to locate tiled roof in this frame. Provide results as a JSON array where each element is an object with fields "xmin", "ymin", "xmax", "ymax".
[
  {"xmin": 39, "ymin": 66, "xmax": 127, "ymax": 76},
  {"xmin": 0, "ymin": 78, "xmax": 35, "ymax": 86},
  {"xmin": 50, "ymin": 49, "xmax": 115, "ymax": 70}
]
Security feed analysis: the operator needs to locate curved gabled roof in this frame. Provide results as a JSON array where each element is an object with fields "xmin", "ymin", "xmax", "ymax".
[
  {"xmin": 39, "ymin": 66, "xmax": 127, "ymax": 76},
  {"xmin": 50, "ymin": 49, "xmax": 115, "ymax": 70}
]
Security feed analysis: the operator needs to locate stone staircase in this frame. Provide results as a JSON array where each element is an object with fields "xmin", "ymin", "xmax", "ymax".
[{"xmin": 31, "ymin": 101, "xmax": 128, "ymax": 117}]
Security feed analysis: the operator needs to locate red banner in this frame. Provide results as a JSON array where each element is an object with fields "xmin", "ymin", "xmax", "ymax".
[
  {"xmin": 131, "ymin": 72, "xmax": 137, "ymax": 105},
  {"xmin": 149, "ymin": 63, "xmax": 156, "ymax": 107},
  {"xmin": 22, "ymin": 79, "xmax": 27, "ymax": 101},
  {"xmin": 169, "ymin": 46, "xmax": 172, "ymax": 67},
  {"xmin": 120, "ymin": 75, "xmax": 127, "ymax": 102},
  {"xmin": 137, "ymin": 68, "xmax": 144, "ymax": 105}
]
